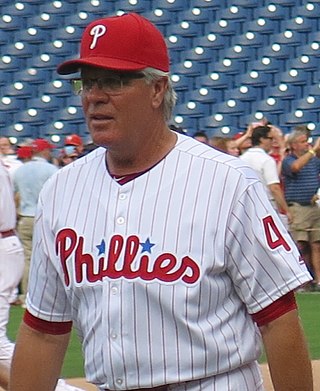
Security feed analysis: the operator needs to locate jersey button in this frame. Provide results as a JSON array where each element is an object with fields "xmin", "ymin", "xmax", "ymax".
[
  {"xmin": 117, "ymin": 217, "xmax": 125, "ymax": 224},
  {"xmin": 111, "ymin": 286, "xmax": 118, "ymax": 295},
  {"xmin": 111, "ymin": 331, "xmax": 117, "ymax": 339},
  {"xmin": 119, "ymin": 193, "xmax": 126, "ymax": 200},
  {"xmin": 116, "ymin": 378, "xmax": 123, "ymax": 385}
]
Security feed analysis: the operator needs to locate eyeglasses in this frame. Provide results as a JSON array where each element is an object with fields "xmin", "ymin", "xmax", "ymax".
[
  {"xmin": 70, "ymin": 72, "xmax": 144, "ymax": 95},
  {"xmin": 264, "ymin": 136, "xmax": 273, "ymax": 140}
]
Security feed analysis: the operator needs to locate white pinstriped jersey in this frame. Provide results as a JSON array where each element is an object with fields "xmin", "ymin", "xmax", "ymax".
[{"xmin": 27, "ymin": 134, "xmax": 311, "ymax": 390}]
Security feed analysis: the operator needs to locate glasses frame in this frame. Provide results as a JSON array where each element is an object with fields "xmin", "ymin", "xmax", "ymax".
[{"xmin": 70, "ymin": 72, "xmax": 145, "ymax": 96}]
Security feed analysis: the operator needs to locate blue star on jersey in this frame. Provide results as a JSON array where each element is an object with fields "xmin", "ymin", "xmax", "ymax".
[
  {"xmin": 140, "ymin": 238, "xmax": 155, "ymax": 253},
  {"xmin": 96, "ymin": 239, "xmax": 106, "ymax": 255}
]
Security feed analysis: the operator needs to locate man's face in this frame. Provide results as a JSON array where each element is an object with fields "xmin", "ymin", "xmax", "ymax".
[
  {"xmin": 292, "ymin": 134, "xmax": 309, "ymax": 155},
  {"xmin": 78, "ymin": 66, "xmax": 166, "ymax": 150}
]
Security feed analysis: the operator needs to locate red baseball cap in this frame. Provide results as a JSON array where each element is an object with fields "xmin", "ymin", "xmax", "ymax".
[
  {"xmin": 32, "ymin": 138, "xmax": 54, "ymax": 152},
  {"xmin": 64, "ymin": 134, "xmax": 83, "ymax": 146},
  {"xmin": 57, "ymin": 13, "xmax": 169, "ymax": 75},
  {"xmin": 17, "ymin": 145, "xmax": 33, "ymax": 159}
]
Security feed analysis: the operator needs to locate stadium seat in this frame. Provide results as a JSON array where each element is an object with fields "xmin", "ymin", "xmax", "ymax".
[
  {"xmin": 0, "ymin": 14, "xmax": 24, "ymax": 31},
  {"xmin": 14, "ymin": 109, "xmax": 48, "ymax": 124},
  {"xmin": 143, "ymin": 9, "xmax": 175, "ymax": 27},
  {"xmin": 13, "ymin": 28, "xmax": 52, "ymax": 44},
  {"xmin": 2, "ymin": 3, "xmax": 35, "ymax": 17},
  {"xmin": 28, "ymin": 14, "xmax": 64, "ymax": 28},
  {"xmin": 264, "ymin": 84, "xmax": 302, "ymax": 100},
  {"xmin": 291, "ymin": 96, "xmax": 320, "ymax": 112},
  {"xmin": 231, "ymin": 31, "xmax": 265, "ymax": 48},
  {"xmin": 235, "ymin": 71, "xmax": 274, "ymax": 87},
  {"xmin": 178, "ymin": 7, "xmax": 213, "ymax": 24},
  {"xmin": 190, "ymin": 0, "xmax": 221, "ymax": 10},
  {"xmin": 3, "ymin": 82, "xmax": 36, "ymax": 98},
  {"xmin": 27, "ymin": 95, "xmax": 64, "ymax": 111},
  {"xmin": 115, "ymin": 0, "xmax": 152, "ymax": 12},
  {"xmin": 196, "ymin": 72, "xmax": 233, "ymax": 90},
  {"xmin": 2, "ymin": 42, "xmax": 34, "ymax": 58},
  {"xmin": 39, "ymin": 80, "xmax": 73, "ymax": 96},
  {"xmin": 281, "ymin": 17, "xmax": 316, "ymax": 33},
  {"xmin": 154, "ymin": 0, "xmax": 186, "ymax": 11},
  {"xmin": 0, "ymin": 56, "xmax": 24, "ymax": 72},
  {"xmin": 187, "ymin": 87, "xmax": 223, "ymax": 103},
  {"xmin": 0, "ymin": 96, "xmax": 23, "ymax": 112},
  {"xmin": 171, "ymin": 60, "xmax": 207, "ymax": 76},
  {"xmin": 224, "ymin": 85, "xmax": 260, "ymax": 102},
  {"xmin": 294, "ymin": 4, "xmax": 320, "ymax": 19},
  {"xmin": 253, "ymin": 4, "xmax": 288, "ymax": 20},
  {"xmin": 166, "ymin": 21, "xmax": 203, "ymax": 37},
  {"xmin": 274, "ymin": 69, "xmax": 313, "ymax": 86},
  {"xmin": 174, "ymin": 101, "xmax": 211, "ymax": 117},
  {"xmin": 249, "ymin": 58, "xmax": 285, "ymax": 74},
  {"xmin": 280, "ymin": 111, "xmax": 318, "ymax": 126}
]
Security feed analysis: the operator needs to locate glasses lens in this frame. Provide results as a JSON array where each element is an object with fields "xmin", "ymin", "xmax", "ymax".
[{"xmin": 71, "ymin": 73, "xmax": 144, "ymax": 95}]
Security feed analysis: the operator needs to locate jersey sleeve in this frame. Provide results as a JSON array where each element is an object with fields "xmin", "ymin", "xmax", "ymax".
[
  {"xmin": 26, "ymin": 183, "xmax": 72, "ymax": 323},
  {"xmin": 225, "ymin": 178, "xmax": 312, "ymax": 314}
]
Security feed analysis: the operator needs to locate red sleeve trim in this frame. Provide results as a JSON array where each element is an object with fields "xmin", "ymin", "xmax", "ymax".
[
  {"xmin": 251, "ymin": 291, "xmax": 297, "ymax": 327},
  {"xmin": 24, "ymin": 310, "xmax": 73, "ymax": 335}
]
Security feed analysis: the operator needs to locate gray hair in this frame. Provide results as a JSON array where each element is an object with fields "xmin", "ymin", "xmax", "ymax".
[
  {"xmin": 286, "ymin": 129, "xmax": 308, "ymax": 146},
  {"xmin": 141, "ymin": 67, "xmax": 177, "ymax": 122}
]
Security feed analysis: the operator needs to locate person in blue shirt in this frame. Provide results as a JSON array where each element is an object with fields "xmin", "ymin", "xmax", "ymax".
[{"xmin": 282, "ymin": 129, "xmax": 320, "ymax": 290}]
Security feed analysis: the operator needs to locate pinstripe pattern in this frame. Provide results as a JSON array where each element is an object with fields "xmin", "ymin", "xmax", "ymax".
[{"xmin": 27, "ymin": 134, "xmax": 311, "ymax": 390}]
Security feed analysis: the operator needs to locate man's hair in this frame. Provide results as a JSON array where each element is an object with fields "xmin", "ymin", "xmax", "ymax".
[
  {"xmin": 286, "ymin": 129, "xmax": 308, "ymax": 146},
  {"xmin": 251, "ymin": 125, "xmax": 271, "ymax": 146},
  {"xmin": 141, "ymin": 67, "xmax": 177, "ymax": 121}
]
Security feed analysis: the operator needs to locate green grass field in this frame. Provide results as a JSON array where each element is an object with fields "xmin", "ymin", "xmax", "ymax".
[{"xmin": 7, "ymin": 293, "xmax": 320, "ymax": 379}]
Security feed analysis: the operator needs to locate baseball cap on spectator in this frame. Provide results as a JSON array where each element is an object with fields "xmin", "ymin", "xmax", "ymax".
[
  {"xmin": 32, "ymin": 138, "xmax": 54, "ymax": 152},
  {"xmin": 64, "ymin": 134, "xmax": 83, "ymax": 146},
  {"xmin": 17, "ymin": 145, "xmax": 33, "ymax": 159},
  {"xmin": 57, "ymin": 13, "xmax": 169, "ymax": 75}
]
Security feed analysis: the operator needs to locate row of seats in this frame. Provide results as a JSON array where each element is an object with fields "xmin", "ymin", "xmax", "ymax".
[{"xmin": 0, "ymin": 0, "xmax": 320, "ymax": 144}]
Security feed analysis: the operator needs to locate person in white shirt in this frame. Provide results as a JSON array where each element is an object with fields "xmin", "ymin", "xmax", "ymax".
[{"xmin": 240, "ymin": 125, "xmax": 291, "ymax": 226}]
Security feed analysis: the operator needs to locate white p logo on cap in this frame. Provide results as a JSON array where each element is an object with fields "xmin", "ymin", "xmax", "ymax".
[{"xmin": 89, "ymin": 25, "xmax": 107, "ymax": 49}]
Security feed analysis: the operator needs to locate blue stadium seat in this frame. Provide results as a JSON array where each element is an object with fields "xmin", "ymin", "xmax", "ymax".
[
  {"xmin": 286, "ymin": 55, "xmax": 318, "ymax": 71},
  {"xmin": 2, "ymin": 3, "xmax": 35, "ymax": 17},
  {"xmin": 204, "ymin": 20, "xmax": 239, "ymax": 37},
  {"xmin": 76, "ymin": 1, "xmax": 114, "ymax": 15},
  {"xmin": 244, "ymin": 19, "xmax": 280, "ymax": 35},
  {"xmin": 3, "ymin": 42, "xmax": 36, "ymax": 58},
  {"xmin": 0, "ymin": 56, "xmax": 24, "ymax": 72},
  {"xmin": 219, "ymin": 45, "xmax": 255, "ymax": 62},
  {"xmin": 180, "ymin": 46, "xmax": 215, "ymax": 63},
  {"xmin": 170, "ymin": 73, "xmax": 195, "ymax": 92},
  {"xmin": 253, "ymin": 4, "xmax": 288, "ymax": 20},
  {"xmin": 274, "ymin": 69, "xmax": 313, "ymax": 86},
  {"xmin": 235, "ymin": 71, "xmax": 274, "ymax": 87},
  {"xmin": 196, "ymin": 72, "xmax": 233, "ymax": 90},
  {"xmin": 178, "ymin": 7, "xmax": 213, "ymax": 24},
  {"xmin": 174, "ymin": 101, "xmax": 211, "ymax": 117},
  {"xmin": 166, "ymin": 21, "xmax": 203, "ymax": 37},
  {"xmin": 308, "ymin": 83, "xmax": 320, "ymax": 96},
  {"xmin": 224, "ymin": 85, "xmax": 260, "ymax": 102},
  {"xmin": 280, "ymin": 17, "xmax": 316, "ymax": 33},
  {"xmin": 291, "ymin": 96, "xmax": 320, "ymax": 111},
  {"xmin": 39, "ymin": 2, "xmax": 75, "ymax": 15},
  {"xmin": 187, "ymin": 87, "xmax": 223, "ymax": 103},
  {"xmin": 27, "ymin": 53, "xmax": 60, "ymax": 70},
  {"xmin": 54, "ymin": 26, "xmax": 83, "ymax": 43},
  {"xmin": 258, "ymin": 43, "xmax": 296, "ymax": 60},
  {"xmin": 0, "ymin": 15, "xmax": 24, "ymax": 30},
  {"xmin": 213, "ymin": 100, "xmax": 247, "ymax": 115},
  {"xmin": 14, "ymin": 28, "xmax": 52, "ymax": 44},
  {"xmin": 39, "ymin": 80, "xmax": 72, "ymax": 96},
  {"xmin": 41, "ymin": 41, "xmax": 77, "ymax": 57},
  {"xmin": 0, "ymin": 96, "xmax": 23, "ymax": 112},
  {"xmin": 231, "ymin": 31, "xmax": 265, "ymax": 48},
  {"xmin": 249, "ymin": 58, "xmax": 285, "ymax": 74},
  {"xmin": 192, "ymin": 33, "xmax": 227, "ymax": 50},
  {"xmin": 198, "ymin": 115, "xmax": 236, "ymax": 132},
  {"xmin": 229, "ymin": 0, "xmax": 259, "ymax": 7},
  {"xmin": 280, "ymin": 111, "xmax": 318, "ymax": 126},
  {"xmin": 143, "ymin": 9, "xmax": 175, "ymax": 27},
  {"xmin": 215, "ymin": 6, "xmax": 248, "ymax": 22},
  {"xmin": 63, "ymin": 12, "xmax": 100, "ymax": 27},
  {"xmin": 28, "ymin": 14, "xmax": 64, "ymax": 28},
  {"xmin": 191, "ymin": 0, "xmax": 222, "ymax": 10},
  {"xmin": 115, "ymin": 0, "xmax": 152, "ymax": 12},
  {"xmin": 14, "ymin": 68, "xmax": 52, "ymax": 84},
  {"xmin": 264, "ymin": 84, "xmax": 302, "ymax": 100},
  {"xmin": 52, "ymin": 107, "xmax": 84, "ymax": 123},
  {"xmin": 14, "ymin": 109, "xmax": 48, "ymax": 124},
  {"xmin": 3, "ymin": 82, "xmax": 36, "ymax": 98},
  {"xmin": 171, "ymin": 60, "xmax": 207, "ymax": 76},
  {"xmin": 294, "ymin": 4, "xmax": 320, "ymax": 19},
  {"xmin": 27, "ymin": 95, "xmax": 64, "ymax": 111},
  {"xmin": 269, "ymin": 30, "xmax": 302, "ymax": 47},
  {"xmin": 154, "ymin": 0, "xmax": 186, "ymax": 11},
  {"xmin": 251, "ymin": 98, "xmax": 286, "ymax": 115}
]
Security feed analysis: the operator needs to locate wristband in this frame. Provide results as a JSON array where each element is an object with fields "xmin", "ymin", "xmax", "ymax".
[{"xmin": 308, "ymin": 149, "xmax": 316, "ymax": 156}]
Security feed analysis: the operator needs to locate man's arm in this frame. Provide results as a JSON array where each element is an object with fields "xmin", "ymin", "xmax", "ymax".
[
  {"xmin": 268, "ymin": 183, "xmax": 292, "ymax": 223},
  {"xmin": 9, "ymin": 321, "xmax": 71, "ymax": 391},
  {"xmin": 260, "ymin": 309, "xmax": 313, "ymax": 391}
]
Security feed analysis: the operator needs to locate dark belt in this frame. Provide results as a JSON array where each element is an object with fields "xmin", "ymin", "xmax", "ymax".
[
  {"xmin": 0, "ymin": 229, "xmax": 16, "ymax": 238},
  {"xmin": 103, "ymin": 387, "xmax": 168, "ymax": 391}
]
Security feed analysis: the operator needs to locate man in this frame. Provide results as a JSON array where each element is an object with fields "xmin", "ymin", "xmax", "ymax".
[
  {"xmin": 10, "ymin": 13, "xmax": 313, "ymax": 391},
  {"xmin": 240, "ymin": 125, "xmax": 291, "ymax": 226},
  {"xmin": 282, "ymin": 129, "xmax": 320, "ymax": 290},
  {"xmin": 64, "ymin": 134, "xmax": 84, "ymax": 158},
  {"xmin": 0, "ymin": 162, "xmax": 24, "ymax": 390},
  {"xmin": 13, "ymin": 138, "xmax": 58, "ymax": 304}
]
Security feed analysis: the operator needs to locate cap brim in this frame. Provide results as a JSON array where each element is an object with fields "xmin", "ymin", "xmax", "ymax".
[{"xmin": 57, "ymin": 57, "xmax": 148, "ymax": 75}]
